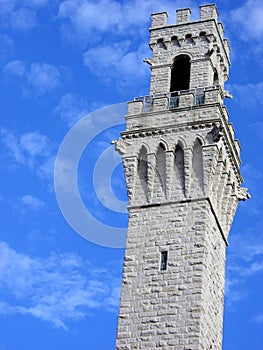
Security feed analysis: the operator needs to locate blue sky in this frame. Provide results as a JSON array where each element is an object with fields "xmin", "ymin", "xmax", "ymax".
[{"xmin": 0, "ymin": 0, "xmax": 262, "ymax": 349}]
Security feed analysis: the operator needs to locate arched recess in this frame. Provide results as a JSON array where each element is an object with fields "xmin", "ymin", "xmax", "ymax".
[
  {"xmin": 192, "ymin": 138, "xmax": 204, "ymax": 195},
  {"xmin": 170, "ymin": 54, "xmax": 191, "ymax": 92},
  {"xmin": 137, "ymin": 145, "xmax": 148, "ymax": 201},
  {"xmin": 174, "ymin": 143, "xmax": 185, "ymax": 197},
  {"xmin": 153, "ymin": 143, "xmax": 166, "ymax": 200},
  {"xmin": 213, "ymin": 69, "xmax": 219, "ymax": 86}
]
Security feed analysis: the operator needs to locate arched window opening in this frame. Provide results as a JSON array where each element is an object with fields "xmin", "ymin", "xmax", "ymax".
[
  {"xmin": 192, "ymin": 139, "xmax": 204, "ymax": 194},
  {"xmin": 137, "ymin": 146, "xmax": 148, "ymax": 199},
  {"xmin": 155, "ymin": 144, "xmax": 166, "ymax": 195},
  {"xmin": 170, "ymin": 55, "xmax": 191, "ymax": 92},
  {"xmin": 174, "ymin": 144, "xmax": 185, "ymax": 196},
  {"xmin": 213, "ymin": 70, "xmax": 219, "ymax": 86}
]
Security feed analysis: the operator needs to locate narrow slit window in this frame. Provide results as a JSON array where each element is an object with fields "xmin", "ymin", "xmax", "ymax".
[{"xmin": 160, "ymin": 251, "xmax": 168, "ymax": 270}]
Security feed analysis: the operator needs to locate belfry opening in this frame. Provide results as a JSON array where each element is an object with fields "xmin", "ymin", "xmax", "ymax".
[{"xmin": 170, "ymin": 54, "xmax": 190, "ymax": 92}]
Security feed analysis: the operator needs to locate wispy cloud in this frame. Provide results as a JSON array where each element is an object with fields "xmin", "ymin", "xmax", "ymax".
[
  {"xmin": 4, "ymin": 59, "xmax": 26, "ymax": 76},
  {"xmin": 58, "ymin": 0, "xmax": 196, "ymax": 44},
  {"xmin": 0, "ymin": 129, "xmax": 55, "ymax": 182},
  {"xmin": 59, "ymin": 0, "xmax": 197, "ymax": 89},
  {"xmin": 53, "ymin": 93, "xmax": 104, "ymax": 127},
  {"xmin": 19, "ymin": 194, "xmax": 46, "ymax": 211},
  {"xmin": 0, "ymin": 0, "xmax": 52, "ymax": 30},
  {"xmin": 0, "ymin": 241, "xmax": 121, "ymax": 329},
  {"xmin": 1, "ymin": 129, "xmax": 52, "ymax": 165},
  {"xmin": 83, "ymin": 41, "xmax": 149, "ymax": 88},
  {"xmin": 226, "ymin": 82, "xmax": 263, "ymax": 110},
  {"xmin": 229, "ymin": 0, "xmax": 263, "ymax": 42},
  {"xmin": 27, "ymin": 63, "xmax": 63, "ymax": 93},
  {"xmin": 225, "ymin": 222, "xmax": 263, "ymax": 308},
  {"xmin": 4, "ymin": 60, "xmax": 68, "ymax": 95}
]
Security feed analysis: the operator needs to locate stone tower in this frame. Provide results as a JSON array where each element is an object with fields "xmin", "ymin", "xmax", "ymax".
[{"xmin": 115, "ymin": 4, "xmax": 249, "ymax": 350}]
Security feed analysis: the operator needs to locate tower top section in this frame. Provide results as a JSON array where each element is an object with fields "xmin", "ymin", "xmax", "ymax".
[
  {"xmin": 148, "ymin": 4, "xmax": 230, "ymax": 96},
  {"xmin": 151, "ymin": 4, "xmax": 219, "ymax": 27}
]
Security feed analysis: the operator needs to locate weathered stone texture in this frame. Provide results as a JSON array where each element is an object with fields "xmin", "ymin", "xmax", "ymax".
[
  {"xmin": 116, "ymin": 201, "xmax": 226, "ymax": 350},
  {"xmin": 115, "ymin": 4, "xmax": 249, "ymax": 350}
]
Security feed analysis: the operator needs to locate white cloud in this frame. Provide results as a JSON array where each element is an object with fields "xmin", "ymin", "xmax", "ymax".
[
  {"xmin": 27, "ymin": 63, "xmax": 63, "ymax": 93},
  {"xmin": 4, "ymin": 59, "xmax": 26, "ymax": 77},
  {"xmin": 53, "ymin": 93, "xmax": 104, "ymax": 126},
  {"xmin": 83, "ymin": 41, "xmax": 149, "ymax": 88},
  {"xmin": 20, "ymin": 195, "xmax": 46, "ymax": 211},
  {"xmin": 0, "ymin": 241, "xmax": 121, "ymax": 329},
  {"xmin": 0, "ymin": 0, "xmax": 53, "ymax": 30},
  {"xmin": 226, "ymin": 82, "xmax": 263, "ymax": 110},
  {"xmin": 58, "ymin": 0, "xmax": 196, "ymax": 43},
  {"xmin": 230, "ymin": 0, "xmax": 263, "ymax": 41},
  {"xmin": 20, "ymin": 132, "xmax": 51, "ymax": 158},
  {"xmin": 59, "ymin": 0, "xmax": 196, "ymax": 88},
  {"xmin": 0, "ymin": 128, "xmax": 26, "ymax": 165},
  {"xmin": 225, "ymin": 222, "xmax": 263, "ymax": 308},
  {"xmin": 4, "ymin": 60, "xmax": 67, "ymax": 95},
  {"xmin": 10, "ymin": 8, "xmax": 37, "ymax": 30},
  {"xmin": 37, "ymin": 155, "xmax": 55, "ymax": 181},
  {"xmin": 0, "ymin": 129, "xmax": 55, "ymax": 182}
]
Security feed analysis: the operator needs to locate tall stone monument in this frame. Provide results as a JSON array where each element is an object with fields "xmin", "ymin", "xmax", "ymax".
[{"xmin": 115, "ymin": 4, "xmax": 249, "ymax": 350}]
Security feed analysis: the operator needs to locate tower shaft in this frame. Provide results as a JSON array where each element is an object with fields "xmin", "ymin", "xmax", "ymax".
[{"xmin": 115, "ymin": 5, "xmax": 249, "ymax": 350}]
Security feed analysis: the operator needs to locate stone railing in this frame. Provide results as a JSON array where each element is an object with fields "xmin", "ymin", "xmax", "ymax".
[{"xmin": 127, "ymin": 86, "xmax": 224, "ymax": 115}]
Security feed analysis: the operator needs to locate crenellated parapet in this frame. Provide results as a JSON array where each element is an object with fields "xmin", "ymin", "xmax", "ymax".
[{"xmin": 148, "ymin": 4, "xmax": 230, "ymax": 95}]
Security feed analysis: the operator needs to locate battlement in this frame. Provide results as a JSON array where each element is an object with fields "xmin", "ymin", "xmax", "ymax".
[
  {"xmin": 151, "ymin": 4, "xmax": 219, "ymax": 27},
  {"xmin": 148, "ymin": 4, "xmax": 230, "ymax": 96}
]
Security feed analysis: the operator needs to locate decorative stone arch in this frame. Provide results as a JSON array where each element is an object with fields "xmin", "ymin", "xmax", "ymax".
[
  {"xmin": 173, "ymin": 140, "xmax": 186, "ymax": 198},
  {"xmin": 155, "ymin": 142, "xmax": 167, "ymax": 194},
  {"xmin": 176, "ymin": 137, "xmax": 187, "ymax": 150},
  {"xmin": 196, "ymin": 134, "xmax": 206, "ymax": 146},
  {"xmin": 170, "ymin": 54, "xmax": 191, "ymax": 92},
  {"xmin": 191, "ymin": 137, "xmax": 204, "ymax": 194},
  {"xmin": 188, "ymin": 134, "xmax": 205, "ymax": 149},
  {"xmin": 213, "ymin": 68, "xmax": 219, "ymax": 86},
  {"xmin": 156, "ymin": 138, "xmax": 170, "ymax": 153},
  {"xmin": 136, "ymin": 144, "xmax": 149, "ymax": 201},
  {"xmin": 136, "ymin": 142, "xmax": 151, "ymax": 158}
]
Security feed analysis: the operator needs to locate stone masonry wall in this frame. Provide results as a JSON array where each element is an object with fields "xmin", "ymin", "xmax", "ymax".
[{"xmin": 116, "ymin": 200, "xmax": 226, "ymax": 350}]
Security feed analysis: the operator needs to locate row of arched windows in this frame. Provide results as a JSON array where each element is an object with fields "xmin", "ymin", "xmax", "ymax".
[{"xmin": 136, "ymin": 139, "xmax": 204, "ymax": 202}]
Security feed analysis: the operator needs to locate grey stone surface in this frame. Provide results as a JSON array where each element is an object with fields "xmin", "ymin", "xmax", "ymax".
[{"xmin": 115, "ymin": 4, "xmax": 248, "ymax": 350}]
